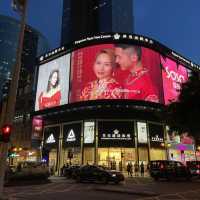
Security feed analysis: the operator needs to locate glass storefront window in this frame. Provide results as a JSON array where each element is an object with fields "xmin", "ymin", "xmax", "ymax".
[
  {"xmin": 98, "ymin": 148, "xmax": 135, "ymax": 171},
  {"xmin": 138, "ymin": 147, "xmax": 148, "ymax": 164},
  {"xmin": 168, "ymin": 149, "xmax": 195, "ymax": 162},
  {"xmin": 83, "ymin": 147, "xmax": 95, "ymax": 165},
  {"xmin": 49, "ymin": 149, "xmax": 57, "ymax": 174},
  {"xmin": 62, "ymin": 147, "xmax": 81, "ymax": 166},
  {"xmin": 98, "ymin": 148, "xmax": 108, "ymax": 167},
  {"xmin": 150, "ymin": 148, "xmax": 166, "ymax": 160}
]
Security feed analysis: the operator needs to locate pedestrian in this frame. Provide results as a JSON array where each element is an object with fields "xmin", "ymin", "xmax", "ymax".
[
  {"xmin": 50, "ymin": 165, "xmax": 54, "ymax": 175},
  {"xmin": 61, "ymin": 164, "xmax": 66, "ymax": 176},
  {"xmin": 66, "ymin": 162, "xmax": 69, "ymax": 168},
  {"xmin": 119, "ymin": 161, "xmax": 122, "ymax": 172},
  {"xmin": 140, "ymin": 161, "xmax": 145, "ymax": 177},
  {"xmin": 129, "ymin": 162, "xmax": 133, "ymax": 177},
  {"xmin": 127, "ymin": 163, "xmax": 131, "ymax": 177},
  {"xmin": 134, "ymin": 162, "xmax": 139, "ymax": 176},
  {"xmin": 17, "ymin": 163, "xmax": 22, "ymax": 172},
  {"xmin": 113, "ymin": 161, "xmax": 116, "ymax": 170}
]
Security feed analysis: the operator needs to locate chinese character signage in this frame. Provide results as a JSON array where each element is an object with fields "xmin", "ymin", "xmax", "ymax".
[
  {"xmin": 149, "ymin": 123, "xmax": 164, "ymax": 147},
  {"xmin": 98, "ymin": 121, "xmax": 134, "ymax": 147},
  {"xmin": 32, "ymin": 116, "xmax": 43, "ymax": 140}
]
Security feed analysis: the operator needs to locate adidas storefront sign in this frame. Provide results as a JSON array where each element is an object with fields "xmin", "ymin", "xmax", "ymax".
[{"xmin": 46, "ymin": 134, "xmax": 56, "ymax": 144}]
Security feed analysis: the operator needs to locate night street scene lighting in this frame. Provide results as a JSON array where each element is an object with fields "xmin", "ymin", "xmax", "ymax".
[{"xmin": 1, "ymin": 1, "xmax": 200, "ymax": 199}]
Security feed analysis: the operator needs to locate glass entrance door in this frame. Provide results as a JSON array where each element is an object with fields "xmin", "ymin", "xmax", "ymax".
[
  {"xmin": 138, "ymin": 147, "xmax": 149, "ymax": 174},
  {"xmin": 98, "ymin": 148, "xmax": 135, "ymax": 171},
  {"xmin": 49, "ymin": 149, "xmax": 57, "ymax": 175}
]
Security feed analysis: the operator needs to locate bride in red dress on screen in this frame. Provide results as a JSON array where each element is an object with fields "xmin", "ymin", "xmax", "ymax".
[
  {"xmin": 38, "ymin": 69, "xmax": 61, "ymax": 110},
  {"xmin": 80, "ymin": 48, "xmax": 123, "ymax": 101}
]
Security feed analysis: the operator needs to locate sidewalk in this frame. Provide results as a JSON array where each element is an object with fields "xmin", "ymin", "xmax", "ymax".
[{"xmin": 48, "ymin": 176, "xmax": 66, "ymax": 181}]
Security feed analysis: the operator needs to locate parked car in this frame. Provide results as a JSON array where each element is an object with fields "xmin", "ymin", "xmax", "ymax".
[
  {"xmin": 186, "ymin": 161, "xmax": 200, "ymax": 177},
  {"xmin": 149, "ymin": 160, "xmax": 191, "ymax": 181},
  {"xmin": 9, "ymin": 161, "xmax": 50, "ymax": 181},
  {"xmin": 63, "ymin": 165, "xmax": 81, "ymax": 179},
  {"xmin": 75, "ymin": 165, "xmax": 124, "ymax": 184}
]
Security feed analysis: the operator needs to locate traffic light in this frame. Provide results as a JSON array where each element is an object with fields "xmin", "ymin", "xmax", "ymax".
[{"xmin": 1, "ymin": 124, "xmax": 12, "ymax": 143}]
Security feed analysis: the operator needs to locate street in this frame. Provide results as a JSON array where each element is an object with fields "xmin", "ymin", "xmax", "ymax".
[{"xmin": 3, "ymin": 176, "xmax": 200, "ymax": 200}]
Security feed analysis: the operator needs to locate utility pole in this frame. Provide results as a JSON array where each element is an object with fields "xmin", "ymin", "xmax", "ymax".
[{"xmin": 0, "ymin": 0, "xmax": 28, "ymax": 197}]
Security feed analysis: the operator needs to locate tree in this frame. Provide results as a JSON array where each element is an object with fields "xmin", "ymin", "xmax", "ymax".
[{"xmin": 165, "ymin": 71, "xmax": 200, "ymax": 139}]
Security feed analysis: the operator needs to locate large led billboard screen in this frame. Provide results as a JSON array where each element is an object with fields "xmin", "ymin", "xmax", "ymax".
[
  {"xmin": 161, "ymin": 55, "xmax": 189, "ymax": 104},
  {"xmin": 70, "ymin": 44, "xmax": 163, "ymax": 103},
  {"xmin": 35, "ymin": 54, "xmax": 70, "ymax": 111},
  {"xmin": 35, "ymin": 34, "xmax": 196, "ymax": 112}
]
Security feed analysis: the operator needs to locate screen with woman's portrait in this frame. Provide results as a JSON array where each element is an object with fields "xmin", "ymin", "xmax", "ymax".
[{"xmin": 35, "ymin": 54, "xmax": 71, "ymax": 111}]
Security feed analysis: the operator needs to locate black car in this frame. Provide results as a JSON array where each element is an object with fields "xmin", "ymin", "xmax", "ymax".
[
  {"xmin": 75, "ymin": 165, "xmax": 124, "ymax": 184},
  {"xmin": 63, "ymin": 165, "xmax": 81, "ymax": 179},
  {"xmin": 149, "ymin": 160, "xmax": 191, "ymax": 181},
  {"xmin": 186, "ymin": 161, "xmax": 200, "ymax": 177}
]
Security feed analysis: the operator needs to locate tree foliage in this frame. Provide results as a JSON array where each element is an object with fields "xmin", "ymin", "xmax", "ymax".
[{"xmin": 165, "ymin": 71, "xmax": 200, "ymax": 139}]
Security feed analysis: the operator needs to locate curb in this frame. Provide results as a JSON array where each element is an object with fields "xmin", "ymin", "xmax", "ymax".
[{"xmin": 94, "ymin": 188, "xmax": 158, "ymax": 197}]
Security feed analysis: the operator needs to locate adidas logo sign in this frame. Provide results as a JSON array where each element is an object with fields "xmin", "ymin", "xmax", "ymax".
[
  {"xmin": 66, "ymin": 129, "xmax": 76, "ymax": 142},
  {"xmin": 46, "ymin": 134, "xmax": 56, "ymax": 144}
]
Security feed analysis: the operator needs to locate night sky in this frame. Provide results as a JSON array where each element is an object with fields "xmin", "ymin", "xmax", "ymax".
[{"xmin": 0, "ymin": 0, "xmax": 200, "ymax": 64}]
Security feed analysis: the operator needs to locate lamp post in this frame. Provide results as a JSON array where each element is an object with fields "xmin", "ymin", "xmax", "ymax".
[{"xmin": 0, "ymin": 0, "xmax": 28, "ymax": 197}]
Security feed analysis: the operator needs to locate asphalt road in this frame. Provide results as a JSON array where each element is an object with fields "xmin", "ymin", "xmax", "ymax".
[{"xmin": 3, "ymin": 177, "xmax": 200, "ymax": 200}]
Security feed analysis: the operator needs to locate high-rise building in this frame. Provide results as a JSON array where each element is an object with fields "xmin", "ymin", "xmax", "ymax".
[
  {"xmin": 0, "ymin": 15, "xmax": 49, "ymax": 151},
  {"xmin": 0, "ymin": 15, "xmax": 49, "ymax": 100},
  {"xmin": 61, "ymin": 0, "xmax": 134, "ymax": 45}
]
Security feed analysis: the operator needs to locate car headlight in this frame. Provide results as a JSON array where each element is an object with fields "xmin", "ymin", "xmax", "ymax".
[{"xmin": 112, "ymin": 174, "xmax": 116, "ymax": 177}]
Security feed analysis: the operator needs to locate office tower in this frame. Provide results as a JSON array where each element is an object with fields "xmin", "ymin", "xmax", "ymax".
[
  {"xmin": 0, "ymin": 15, "xmax": 49, "ymax": 101},
  {"xmin": 61, "ymin": 0, "xmax": 134, "ymax": 45},
  {"xmin": 0, "ymin": 15, "xmax": 49, "ymax": 150}
]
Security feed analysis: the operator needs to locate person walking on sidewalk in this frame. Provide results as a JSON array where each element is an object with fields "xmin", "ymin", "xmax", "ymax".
[
  {"xmin": 127, "ymin": 163, "xmax": 131, "ymax": 177},
  {"xmin": 129, "ymin": 162, "xmax": 133, "ymax": 177},
  {"xmin": 134, "ymin": 162, "xmax": 139, "ymax": 176},
  {"xmin": 140, "ymin": 161, "xmax": 145, "ymax": 177}
]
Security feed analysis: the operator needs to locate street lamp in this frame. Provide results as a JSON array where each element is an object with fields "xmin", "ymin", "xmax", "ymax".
[{"xmin": 0, "ymin": 0, "xmax": 28, "ymax": 196}]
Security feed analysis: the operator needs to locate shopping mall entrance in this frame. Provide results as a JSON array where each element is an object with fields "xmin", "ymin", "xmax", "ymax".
[
  {"xmin": 98, "ymin": 148, "xmax": 136, "ymax": 171},
  {"xmin": 49, "ymin": 149, "xmax": 58, "ymax": 175}
]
